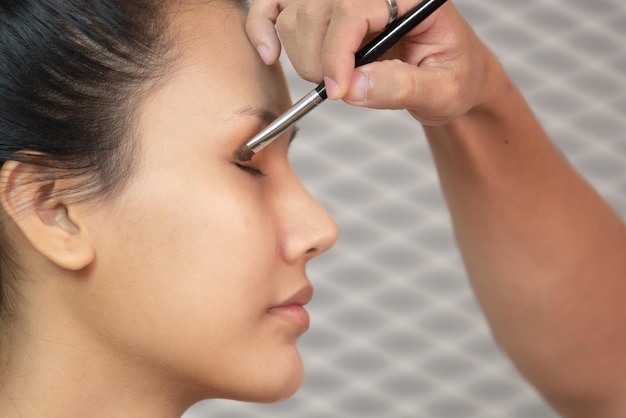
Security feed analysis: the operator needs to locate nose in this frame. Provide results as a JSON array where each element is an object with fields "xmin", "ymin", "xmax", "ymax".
[{"xmin": 278, "ymin": 178, "xmax": 338, "ymax": 263}]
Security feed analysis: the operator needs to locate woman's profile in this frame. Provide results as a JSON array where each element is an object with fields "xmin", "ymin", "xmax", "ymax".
[{"xmin": 0, "ymin": 1, "xmax": 338, "ymax": 416}]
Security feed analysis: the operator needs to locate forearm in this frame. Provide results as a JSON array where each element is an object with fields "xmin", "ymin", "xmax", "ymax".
[{"xmin": 425, "ymin": 55, "xmax": 626, "ymax": 417}]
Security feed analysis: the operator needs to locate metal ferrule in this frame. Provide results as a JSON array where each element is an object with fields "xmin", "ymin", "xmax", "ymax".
[{"xmin": 245, "ymin": 88, "xmax": 324, "ymax": 153}]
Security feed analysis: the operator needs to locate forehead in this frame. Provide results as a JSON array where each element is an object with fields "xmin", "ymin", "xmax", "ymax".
[{"xmin": 164, "ymin": 0, "xmax": 291, "ymax": 119}]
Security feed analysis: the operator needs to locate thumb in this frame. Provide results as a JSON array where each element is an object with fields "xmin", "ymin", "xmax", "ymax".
[{"xmin": 343, "ymin": 59, "xmax": 467, "ymax": 125}]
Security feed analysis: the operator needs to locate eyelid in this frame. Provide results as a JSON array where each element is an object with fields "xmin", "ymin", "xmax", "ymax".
[
  {"xmin": 230, "ymin": 122, "xmax": 295, "ymax": 178},
  {"xmin": 234, "ymin": 162, "xmax": 265, "ymax": 178}
]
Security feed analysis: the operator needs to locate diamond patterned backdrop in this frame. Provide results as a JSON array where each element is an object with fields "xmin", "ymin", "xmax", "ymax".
[{"xmin": 185, "ymin": 0, "xmax": 626, "ymax": 416}]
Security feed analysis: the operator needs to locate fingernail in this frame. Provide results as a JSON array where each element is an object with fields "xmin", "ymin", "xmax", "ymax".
[
  {"xmin": 256, "ymin": 44, "xmax": 272, "ymax": 65},
  {"xmin": 345, "ymin": 71, "xmax": 368, "ymax": 104},
  {"xmin": 324, "ymin": 77, "xmax": 340, "ymax": 100}
]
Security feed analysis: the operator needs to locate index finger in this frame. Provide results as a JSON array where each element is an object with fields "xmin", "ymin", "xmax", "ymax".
[{"xmin": 321, "ymin": 0, "xmax": 419, "ymax": 99}]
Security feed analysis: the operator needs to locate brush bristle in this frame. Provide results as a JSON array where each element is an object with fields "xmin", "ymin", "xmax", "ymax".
[{"xmin": 235, "ymin": 145, "xmax": 255, "ymax": 162}]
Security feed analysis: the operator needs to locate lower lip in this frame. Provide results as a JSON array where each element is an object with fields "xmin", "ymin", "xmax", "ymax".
[{"xmin": 268, "ymin": 304, "xmax": 310, "ymax": 330}]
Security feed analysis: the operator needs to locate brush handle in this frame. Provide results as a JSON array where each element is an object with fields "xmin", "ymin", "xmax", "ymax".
[{"xmin": 355, "ymin": 0, "xmax": 448, "ymax": 67}]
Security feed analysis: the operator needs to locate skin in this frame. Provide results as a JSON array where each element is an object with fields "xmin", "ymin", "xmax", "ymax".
[
  {"xmin": 245, "ymin": 0, "xmax": 626, "ymax": 416},
  {"xmin": 0, "ymin": 1, "xmax": 337, "ymax": 417}
]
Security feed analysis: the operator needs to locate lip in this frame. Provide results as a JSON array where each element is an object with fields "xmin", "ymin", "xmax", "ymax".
[{"xmin": 267, "ymin": 284, "xmax": 313, "ymax": 330}]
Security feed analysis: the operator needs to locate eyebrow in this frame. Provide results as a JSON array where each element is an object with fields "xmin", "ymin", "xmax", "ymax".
[
  {"xmin": 236, "ymin": 106, "xmax": 299, "ymax": 146},
  {"xmin": 237, "ymin": 106, "xmax": 278, "ymax": 125}
]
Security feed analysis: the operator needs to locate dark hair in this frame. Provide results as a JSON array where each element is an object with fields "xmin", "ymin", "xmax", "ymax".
[{"xmin": 0, "ymin": 0, "xmax": 174, "ymax": 322}]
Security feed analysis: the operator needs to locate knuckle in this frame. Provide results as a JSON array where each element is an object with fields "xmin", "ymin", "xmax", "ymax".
[
  {"xmin": 297, "ymin": 1, "xmax": 322, "ymax": 23},
  {"xmin": 282, "ymin": 48, "xmax": 322, "ymax": 82},
  {"xmin": 296, "ymin": 65, "xmax": 322, "ymax": 83},
  {"xmin": 396, "ymin": 63, "xmax": 417, "ymax": 109},
  {"xmin": 333, "ymin": 0, "xmax": 357, "ymax": 17}
]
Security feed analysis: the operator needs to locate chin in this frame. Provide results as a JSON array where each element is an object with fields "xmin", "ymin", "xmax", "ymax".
[
  {"xmin": 234, "ymin": 358, "xmax": 305, "ymax": 404},
  {"xmin": 255, "ymin": 384, "xmax": 303, "ymax": 404},
  {"xmin": 264, "ymin": 373, "xmax": 304, "ymax": 403}
]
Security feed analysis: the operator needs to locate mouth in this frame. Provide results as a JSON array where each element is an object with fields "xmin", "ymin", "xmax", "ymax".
[{"xmin": 267, "ymin": 284, "xmax": 313, "ymax": 330}]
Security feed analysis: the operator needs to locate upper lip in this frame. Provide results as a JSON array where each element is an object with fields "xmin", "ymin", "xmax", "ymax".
[{"xmin": 269, "ymin": 283, "xmax": 314, "ymax": 309}]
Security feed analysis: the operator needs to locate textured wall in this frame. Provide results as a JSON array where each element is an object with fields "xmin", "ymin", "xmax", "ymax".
[{"xmin": 185, "ymin": 0, "xmax": 626, "ymax": 416}]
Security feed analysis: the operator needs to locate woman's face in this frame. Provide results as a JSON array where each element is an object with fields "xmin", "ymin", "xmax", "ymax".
[{"xmin": 74, "ymin": 0, "xmax": 337, "ymax": 404}]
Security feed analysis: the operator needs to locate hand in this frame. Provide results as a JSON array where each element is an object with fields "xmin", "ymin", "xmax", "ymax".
[{"xmin": 245, "ymin": 0, "xmax": 497, "ymax": 125}]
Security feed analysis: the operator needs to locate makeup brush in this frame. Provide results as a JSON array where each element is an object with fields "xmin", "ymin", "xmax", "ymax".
[{"xmin": 235, "ymin": 0, "xmax": 448, "ymax": 162}]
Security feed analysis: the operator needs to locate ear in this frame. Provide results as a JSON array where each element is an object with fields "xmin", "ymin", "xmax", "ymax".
[{"xmin": 0, "ymin": 160, "xmax": 95, "ymax": 271}]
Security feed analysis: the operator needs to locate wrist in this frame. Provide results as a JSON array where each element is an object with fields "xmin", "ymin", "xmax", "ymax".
[
  {"xmin": 455, "ymin": 51, "xmax": 512, "ymax": 127},
  {"xmin": 423, "ymin": 52, "xmax": 538, "ymax": 178}
]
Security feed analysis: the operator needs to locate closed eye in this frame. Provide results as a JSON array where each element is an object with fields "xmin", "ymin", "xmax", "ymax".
[{"xmin": 234, "ymin": 162, "xmax": 265, "ymax": 178}]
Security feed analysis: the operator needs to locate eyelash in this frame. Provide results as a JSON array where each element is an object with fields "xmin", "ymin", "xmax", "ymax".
[{"xmin": 234, "ymin": 163, "xmax": 266, "ymax": 178}]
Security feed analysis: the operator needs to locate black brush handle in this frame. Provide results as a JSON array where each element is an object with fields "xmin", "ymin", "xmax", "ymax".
[{"xmin": 317, "ymin": 0, "xmax": 449, "ymax": 100}]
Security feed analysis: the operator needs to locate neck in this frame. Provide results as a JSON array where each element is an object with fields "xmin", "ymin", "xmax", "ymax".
[{"xmin": 0, "ymin": 297, "xmax": 199, "ymax": 418}]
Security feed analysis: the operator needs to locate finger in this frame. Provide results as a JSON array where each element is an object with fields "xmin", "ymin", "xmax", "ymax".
[
  {"xmin": 293, "ymin": 1, "xmax": 335, "ymax": 82},
  {"xmin": 274, "ymin": 5, "xmax": 300, "ymax": 71},
  {"xmin": 245, "ymin": 0, "xmax": 294, "ymax": 65},
  {"xmin": 321, "ymin": 0, "xmax": 418, "ymax": 99},
  {"xmin": 342, "ymin": 59, "xmax": 472, "ymax": 125}
]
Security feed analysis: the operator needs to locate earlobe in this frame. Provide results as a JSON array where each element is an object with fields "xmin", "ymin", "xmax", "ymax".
[{"xmin": 0, "ymin": 160, "xmax": 95, "ymax": 271}]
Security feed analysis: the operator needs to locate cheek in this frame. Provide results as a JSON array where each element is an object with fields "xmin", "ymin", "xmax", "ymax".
[
  {"xmin": 87, "ymin": 174, "xmax": 280, "ymax": 354},
  {"xmin": 122, "ymin": 177, "xmax": 278, "ymax": 310}
]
